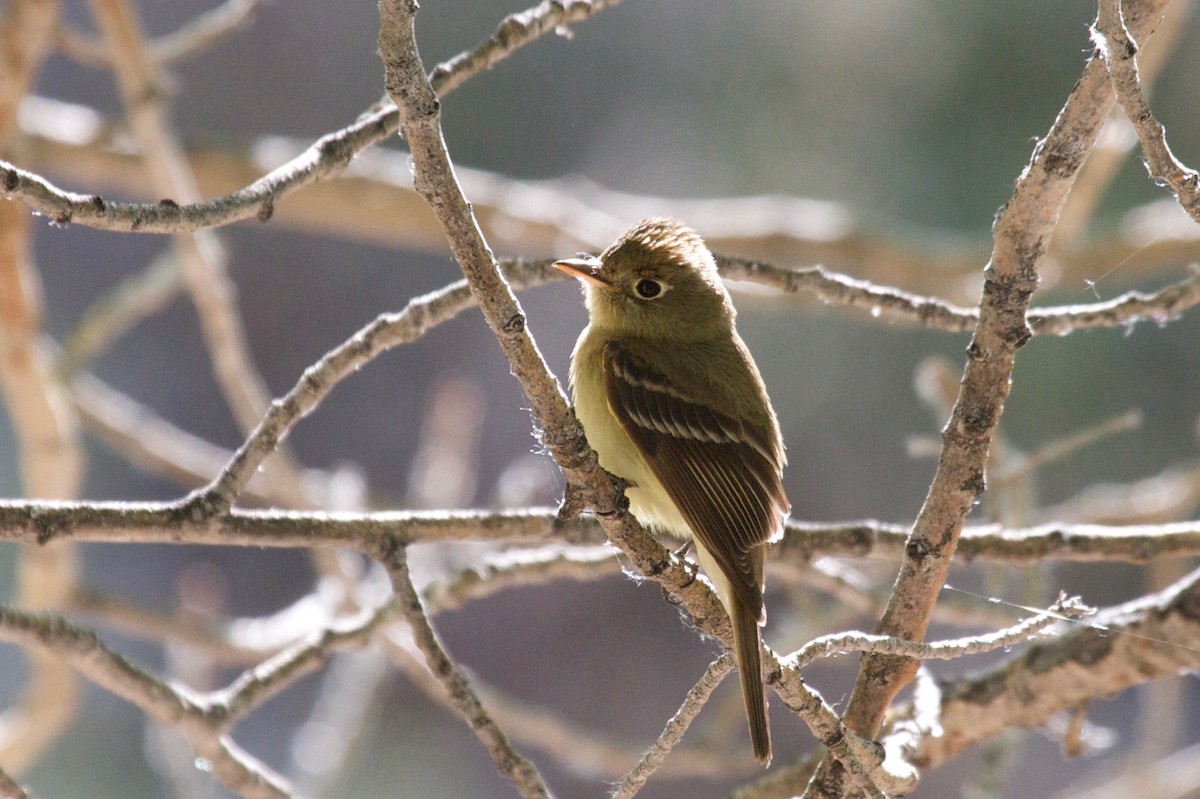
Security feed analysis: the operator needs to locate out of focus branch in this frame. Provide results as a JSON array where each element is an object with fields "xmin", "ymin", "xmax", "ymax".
[
  {"xmin": 0, "ymin": 0, "xmax": 85, "ymax": 773},
  {"xmin": 0, "ymin": 605, "xmax": 296, "ymax": 799},
  {"xmin": 57, "ymin": 0, "xmax": 263, "ymax": 66},
  {"xmin": 88, "ymin": 0, "xmax": 311, "ymax": 508}
]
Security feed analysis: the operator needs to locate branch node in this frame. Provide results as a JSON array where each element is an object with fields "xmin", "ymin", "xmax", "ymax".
[{"xmin": 502, "ymin": 312, "xmax": 526, "ymax": 334}]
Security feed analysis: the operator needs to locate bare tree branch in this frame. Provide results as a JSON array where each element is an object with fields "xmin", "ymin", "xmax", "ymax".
[
  {"xmin": 6, "ymin": 498, "xmax": 1200, "ymax": 568},
  {"xmin": 903, "ymin": 565, "xmax": 1200, "ymax": 771},
  {"xmin": 720, "ymin": 255, "xmax": 1200, "ymax": 334},
  {"xmin": 1094, "ymin": 0, "xmax": 1200, "ymax": 223},
  {"xmin": 806, "ymin": 2, "xmax": 1173, "ymax": 795},
  {"xmin": 0, "ymin": 0, "xmax": 85, "ymax": 772},
  {"xmin": 0, "ymin": 0, "xmax": 619, "ymax": 237},
  {"xmin": 611, "ymin": 656, "xmax": 735, "ymax": 799},
  {"xmin": 380, "ymin": 543, "xmax": 553, "ymax": 799},
  {"xmin": 0, "ymin": 605, "xmax": 296, "ymax": 799},
  {"xmin": 785, "ymin": 596, "xmax": 1083, "ymax": 670},
  {"xmin": 1054, "ymin": 0, "xmax": 1193, "ymax": 245}
]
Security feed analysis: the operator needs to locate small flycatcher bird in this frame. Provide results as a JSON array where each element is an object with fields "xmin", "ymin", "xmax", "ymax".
[{"xmin": 555, "ymin": 218, "xmax": 789, "ymax": 765}]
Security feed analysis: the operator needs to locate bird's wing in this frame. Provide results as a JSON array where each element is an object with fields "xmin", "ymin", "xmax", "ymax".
[{"xmin": 603, "ymin": 340, "xmax": 788, "ymax": 619}]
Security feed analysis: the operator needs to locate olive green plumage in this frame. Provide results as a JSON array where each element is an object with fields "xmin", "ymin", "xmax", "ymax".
[{"xmin": 556, "ymin": 218, "xmax": 789, "ymax": 765}]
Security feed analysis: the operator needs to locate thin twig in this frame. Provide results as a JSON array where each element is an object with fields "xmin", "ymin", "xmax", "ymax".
[
  {"xmin": 785, "ymin": 597, "xmax": 1084, "ymax": 670},
  {"xmin": 1094, "ymin": 0, "xmax": 1200, "ymax": 224},
  {"xmin": 4, "ymin": 0, "xmax": 618, "ymax": 237},
  {"xmin": 0, "ymin": 605, "xmax": 295, "ymax": 799},
  {"xmin": 206, "ymin": 597, "xmax": 397, "ymax": 727},
  {"xmin": 610, "ymin": 656, "xmax": 735, "ymax": 799},
  {"xmin": 421, "ymin": 544, "xmax": 620, "ymax": 611},
  {"xmin": 991, "ymin": 409, "xmax": 1142, "ymax": 488},
  {"xmin": 57, "ymin": 250, "xmax": 182, "ymax": 377},
  {"xmin": 380, "ymin": 543, "xmax": 553, "ymax": 799},
  {"xmin": 385, "ymin": 625, "xmax": 735, "ymax": 782},
  {"xmin": 190, "ymin": 260, "xmax": 561, "ymax": 510}
]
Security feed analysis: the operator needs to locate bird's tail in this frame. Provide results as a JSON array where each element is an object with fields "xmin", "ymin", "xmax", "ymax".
[{"xmin": 732, "ymin": 593, "xmax": 771, "ymax": 765}]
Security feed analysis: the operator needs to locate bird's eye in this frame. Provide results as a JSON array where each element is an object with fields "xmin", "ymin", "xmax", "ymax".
[{"xmin": 634, "ymin": 279, "xmax": 664, "ymax": 299}]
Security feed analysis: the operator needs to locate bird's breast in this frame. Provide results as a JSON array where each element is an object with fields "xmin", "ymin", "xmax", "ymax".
[{"xmin": 570, "ymin": 328, "xmax": 692, "ymax": 539}]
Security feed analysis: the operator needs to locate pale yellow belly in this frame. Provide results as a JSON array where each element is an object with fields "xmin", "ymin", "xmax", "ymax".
[
  {"xmin": 570, "ymin": 328, "xmax": 691, "ymax": 540},
  {"xmin": 570, "ymin": 327, "xmax": 739, "ymax": 613}
]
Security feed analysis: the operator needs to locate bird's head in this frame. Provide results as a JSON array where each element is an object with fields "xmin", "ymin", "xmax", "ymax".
[{"xmin": 554, "ymin": 218, "xmax": 734, "ymax": 341}]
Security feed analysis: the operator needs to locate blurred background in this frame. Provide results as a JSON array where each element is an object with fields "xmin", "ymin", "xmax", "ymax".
[{"xmin": 2, "ymin": 0, "xmax": 1200, "ymax": 797}]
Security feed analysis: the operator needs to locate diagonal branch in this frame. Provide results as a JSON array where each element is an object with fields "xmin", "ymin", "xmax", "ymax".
[
  {"xmin": 611, "ymin": 656, "xmax": 735, "ymax": 799},
  {"xmin": 897, "ymin": 565, "xmax": 1200, "ymax": 771},
  {"xmin": 1093, "ymin": 0, "xmax": 1200, "ymax": 224},
  {"xmin": 805, "ymin": 1, "xmax": 1172, "ymax": 796},
  {"xmin": 0, "ymin": 605, "xmax": 295, "ymax": 799},
  {"xmin": 380, "ymin": 543, "xmax": 553, "ymax": 799},
  {"xmin": 377, "ymin": 2, "xmax": 893, "ymax": 794}
]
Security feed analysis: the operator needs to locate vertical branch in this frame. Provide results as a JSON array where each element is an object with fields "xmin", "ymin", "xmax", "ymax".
[
  {"xmin": 0, "ymin": 0, "xmax": 86, "ymax": 772},
  {"xmin": 806, "ymin": 1, "xmax": 1171, "ymax": 797},
  {"xmin": 86, "ymin": 0, "xmax": 310, "ymax": 508}
]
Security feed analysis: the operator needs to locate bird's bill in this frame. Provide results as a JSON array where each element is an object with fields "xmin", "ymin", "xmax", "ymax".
[{"xmin": 553, "ymin": 256, "xmax": 608, "ymax": 287}]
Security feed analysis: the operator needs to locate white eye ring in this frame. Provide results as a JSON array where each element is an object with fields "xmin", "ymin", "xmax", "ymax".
[{"xmin": 634, "ymin": 278, "xmax": 667, "ymax": 300}]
